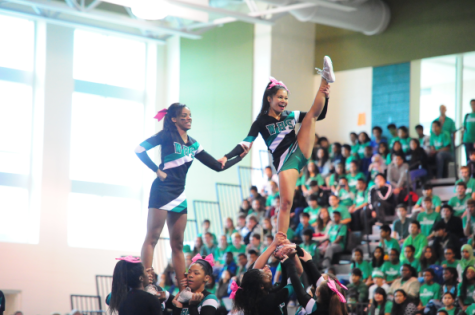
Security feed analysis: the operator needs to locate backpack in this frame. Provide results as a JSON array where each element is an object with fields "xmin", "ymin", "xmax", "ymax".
[{"xmin": 429, "ymin": 264, "xmax": 444, "ymax": 284}]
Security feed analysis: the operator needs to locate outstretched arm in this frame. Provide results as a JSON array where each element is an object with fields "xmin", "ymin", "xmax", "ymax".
[
  {"xmin": 195, "ymin": 149, "xmax": 244, "ymax": 172},
  {"xmin": 218, "ymin": 121, "xmax": 260, "ymax": 167},
  {"xmin": 253, "ymin": 232, "xmax": 286, "ymax": 269},
  {"xmin": 282, "ymin": 257, "xmax": 315, "ymax": 312}
]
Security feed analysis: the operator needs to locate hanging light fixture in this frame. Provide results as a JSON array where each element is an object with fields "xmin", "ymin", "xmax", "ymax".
[{"xmin": 131, "ymin": 0, "xmax": 170, "ymax": 20}]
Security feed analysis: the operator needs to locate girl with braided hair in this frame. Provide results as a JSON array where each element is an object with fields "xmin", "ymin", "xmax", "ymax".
[{"xmin": 136, "ymin": 103, "xmax": 247, "ymax": 289}]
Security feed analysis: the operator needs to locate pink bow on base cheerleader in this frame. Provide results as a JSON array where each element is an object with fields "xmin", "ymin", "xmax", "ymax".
[
  {"xmin": 154, "ymin": 108, "xmax": 168, "ymax": 121},
  {"xmin": 327, "ymin": 279, "xmax": 346, "ymax": 303},
  {"xmin": 229, "ymin": 280, "xmax": 242, "ymax": 299},
  {"xmin": 268, "ymin": 77, "xmax": 289, "ymax": 92},
  {"xmin": 191, "ymin": 253, "xmax": 215, "ymax": 267},
  {"xmin": 116, "ymin": 256, "xmax": 141, "ymax": 263}
]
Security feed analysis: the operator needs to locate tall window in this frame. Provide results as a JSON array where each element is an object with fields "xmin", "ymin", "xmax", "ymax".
[
  {"xmin": 0, "ymin": 15, "xmax": 36, "ymax": 243},
  {"xmin": 68, "ymin": 30, "xmax": 147, "ymax": 251}
]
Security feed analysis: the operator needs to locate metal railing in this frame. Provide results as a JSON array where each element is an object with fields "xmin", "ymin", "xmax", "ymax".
[
  {"xmin": 216, "ymin": 183, "xmax": 242, "ymax": 222},
  {"xmin": 193, "ymin": 200, "xmax": 222, "ymax": 235},
  {"xmin": 70, "ymin": 295, "xmax": 104, "ymax": 314},
  {"xmin": 95, "ymin": 275, "xmax": 112, "ymax": 310},
  {"xmin": 238, "ymin": 166, "xmax": 263, "ymax": 200}
]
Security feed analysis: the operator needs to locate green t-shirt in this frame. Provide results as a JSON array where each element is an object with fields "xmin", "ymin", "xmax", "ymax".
[
  {"xmin": 375, "ymin": 301, "xmax": 393, "ymax": 314},
  {"xmin": 227, "ymin": 244, "xmax": 246, "ymax": 257},
  {"xmin": 304, "ymin": 206, "xmax": 321, "ymax": 225},
  {"xmin": 338, "ymin": 188, "xmax": 354, "ymax": 207},
  {"xmin": 434, "ymin": 116, "xmax": 456, "ymax": 135},
  {"xmin": 439, "ymin": 307, "xmax": 456, "ymax": 315},
  {"xmin": 303, "ymin": 174, "xmax": 325, "ymax": 188},
  {"xmin": 463, "ymin": 113, "xmax": 475, "ymax": 143},
  {"xmin": 456, "ymin": 178, "xmax": 475, "ymax": 195},
  {"xmin": 266, "ymin": 192, "xmax": 280, "ymax": 207},
  {"xmin": 328, "ymin": 224, "xmax": 347, "ymax": 249},
  {"xmin": 329, "ymin": 205, "xmax": 351, "ymax": 221},
  {"xmin": 351, "ymin": 260, "xmax": 372, "ymax": 280},
  {"xmin": 301, "ymin": 242, "xmax": 319, "ymax": 257},
  {"xmin": 381, "ymin": 261, "xmax": 401, "ymax": 282},
  {"xmin": 346, "ymin": 172, "xmax": 366, "ymax": 193},
  {"xmin": 389, "ymin": 137, "xmax": 400, "ymax": 149},
  {"xmin": 402, "ymin": 258, "xmax": 421, "ymax": 273},
  {"xmin": 465, "ymin": 303, "xmax": 475, "ymax": 315},
  {"xmin": 430, "ymin": 131, "xmax": 452, "ymax": 151},
  {"xmin": 356, "ymin": 142, "xmax": 371, "ymax": 159},
  {"xmin": 345, "ymin": 155, "xmax": 358, "ymax": 173},
  {"xmin": 417, "ymin": 211, "xmax": 441, "ymax": 237},
  {"xmin": 214, "ymin": 246, "xmax": 231, "ymax": 265},
  {"xmin": 399, "ymin": 137, "xmax": 412, "ymax": 153},
  {"xmin": 419, "ymin": 282, "xmax": 441, "ymax": 305},
  {"xmin": 354, "ymin": 190, "xmax": 368, "ymax": 207},
  {"xmin": 401, "ymin": 233, "xmax": 428, "ymax": 261},
  {"xmin": 463, "ymin": 214, "xmax": 475, "ymax": 235},
  {"xmin": 198, "ymin": 232, "xmax": 217, "ymax": 245},
  {"xmin": 441, "ymin": 259, "xmax": 460, "ymax": 269},
  {"xmin": 379, "ymin": 237, "xmax": 400, "ymax": 254},
  {"xmin": 448, "ymin": 194, "xmax": 471, "ymax": 217},
  {"xmin": 457, "ymin": 282, "xmax": 475, "ymax": 305},
  {"xmin": 415, "ymin": 195, "xmax": 442, "ymax": 210},
  {"xmin": 329, "ymin": 173, "xmax": 346, "ymax": 188}
]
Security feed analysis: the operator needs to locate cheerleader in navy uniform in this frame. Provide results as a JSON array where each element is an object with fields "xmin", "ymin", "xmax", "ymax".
[
  {"xmin": 136, "ymin": 103, "xmax": 247, "ymax": 289},
  {"xmin": 219, "ymin": 57, "xmax": 335, "ymax": 234}
]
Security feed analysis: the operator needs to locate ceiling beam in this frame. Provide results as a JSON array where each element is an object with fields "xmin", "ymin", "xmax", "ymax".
[{"xmin": 6, "ymin": 0, "xmax": 202, "ymax": 39}]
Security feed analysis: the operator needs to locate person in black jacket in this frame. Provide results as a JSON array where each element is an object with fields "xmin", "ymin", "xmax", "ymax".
[
  {"xmin": 441, "ymin": 204, "xmax": 464, "ymax": 239},
  {"xmin": 432, "ymin": 220, "xmax": 462, "ymax": 260},
  {"xmin": 407, "ymin": 139, "xmax": 428, "ymax": 190},
  {"xmin": 363, "ymin": 173, "xmax": 394, "ymax": 230}
]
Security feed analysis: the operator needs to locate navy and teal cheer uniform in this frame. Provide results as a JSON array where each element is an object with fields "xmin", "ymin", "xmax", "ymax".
[
  {"xmin": 172, "ymin": 290, "xmax": 219, "ymax": 315},
  {"xmin": 136, "ymin": 129, "xmax": 241, "ymax": 212},
  {"xmin": 225, "ymin": 99, "xmax": 328, "ymax": 173}
]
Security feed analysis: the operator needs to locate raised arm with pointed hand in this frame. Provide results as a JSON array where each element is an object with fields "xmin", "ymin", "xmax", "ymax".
[{"xmin": 253, "ymin": 231, "xmax": 286, "ymax": 269}]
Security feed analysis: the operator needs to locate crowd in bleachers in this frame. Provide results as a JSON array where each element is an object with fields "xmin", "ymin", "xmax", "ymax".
[{"xmin": 153, "ymin": 103, "xmax": 475, "ymax": 315}]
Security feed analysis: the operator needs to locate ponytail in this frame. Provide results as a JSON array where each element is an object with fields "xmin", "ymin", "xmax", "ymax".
[
  {"xmin": 163, "ymin": 103, "xmax": 187, "ymax": 131},
  {"xmin": 109, "ymin": 261, "xmax": 145, "ymax": 314}
]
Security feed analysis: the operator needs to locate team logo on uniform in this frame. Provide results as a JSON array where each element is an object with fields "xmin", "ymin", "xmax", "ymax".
[
  {"xmin": 174, "ymin": 142, "xmax": 197, "ymax": 158},
  {"xmin": 266, "ymin": 119, "xmax": 295, "ymax": 135}
]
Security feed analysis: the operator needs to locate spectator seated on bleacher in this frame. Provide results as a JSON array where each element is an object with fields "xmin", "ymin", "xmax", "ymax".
[
  {"xmin": 464, "ymin": 199, "xmax": 475, "ymax": 239},
  {"xmin": 248, "ymin": 199, "xmax": 265, "ymax": 222},
  {"xmin": 401, "ymin": 245, "xmax": 421, "ymax": 274},
  {"xmin": 387, "ymin": 140, "xmax": 404, "ymax": 165},
  {"xmin": 415, "ymin": 124, "xmax": 431, "ymax": 154},
  {"xmin": 431, "ymin": 221, "xmax": 461, "ymax": 263},
  {"xmin": 418, "ymin": 268, "xmax": 442, "ymax": 311},
  {"xmin": 246, "ymin": 250, "xmax": 258, "ymax": 269},
  {"xmin": 335, "ymin": 177, "xmax": 354, "ymax": 208},
  {"xmin": 400, "ymin": 221, "xmax": 428, "ymax": 261},
  {"xmin": 350, "ymin": 248, "xmax": 372, "ymax": 283},
  {"xmin": 378, "ymin": 143, "xmax": 390, "ymax": 166},
  {"xmin": 349, "ymin": 178, "xmax": 368, "ymax": 231},
  {"xmin": 214, "ymin": 235, "xmax": 229, "ymax": 267},
  {"xmin": 262, "ymin": 218, "xmax": 272, "ymax": 237},
  {"xmin": 330, "ymin": 142, "xmax": 344, "ymax": 170},
  {"xmin": 224, "ymin": 218, "xmax": 238, "ymax": 244},
  {"xmin": 347, "ymin": 268, "xmax": 369, "ymax": 308},
  {"xmin": 438, "ymin": 292, "xmax": 458, "ymax": 315},
  {"xmin": 300, "ymin": 161, "xmax": 325, "ymax": 197},
  {"xmin": 392, "ymin": 204, "xmax": 410, "ymax": 245},
  {"xmin": 301, "ymin": 229, "xmax": 319, "ymax": 265},
  {"xmin": 235, "ymin": 253, "xmax": 247, "ymax": 279},
  {"xmin": 241, "ymin": 215, "xmax": 262, "ymax": 245},
  {"xmin": 387, "ymin": 152, "xmax": 409, "ymax": 203},
  {"xmin": 327, "ymin": 162, "xmax": 346, "ymax": 193},
  {"xmin": 368, "ymin": 271, "xmax": 389, "ymax": 304},
  {"xmin": 315, "ymin": 147, "xmax": 332, "ymax": 178},
  {"xmin": 441, "ymin": 247, "xmax": 460, "ymax": 269},
  {"xmin": 463, "ymin": 292, "xmax": 475, "ymax": 315},
  {"xmin": 429, "ymin": 120, "xmax": 453, "ymax": 179},
  {"xmin": 449, "ymin": 181, "xmax": 471, "ymax": 217},
  {"xmin": 457, "ymin": 264, "xmax": 475, "ymax": 310},
  {"xmin": 260, "ymin": 165, "xmax": 279, "ymax": 197},
  {"xmin": 192, "ymin": 236, "xmax": 203, "ymax": 256},
  {"xmin": 315, "ymin": 207, "xmax": 332, "ymax": 235},
  {"xmin": 440, "ymin": 204, "xmax": 464, "ymax": 239},
  {"xmin": 371, "ymin": 246, "xmax": 385, "ymax": 274},
  {"xmin": 413, "ymin": 184, "xmax": 442, "ymax": 215},
  {"xmin": 457, "ymin": 166, "xmax": 475, "ymax": 199},
  {"xmin": 198, "ymin": 219, "xmax": 217, "ymax": 245},
  {"xmin": 420, "ymin": 246, "xmax": 442, "ymax": 275},
  {"xmin": 219, "ymin": 252, "xmax": 237, "ymax": 279},
  {"xmin": 201, "ymin": 232, "xmax": 217, "ymax": 257},
  {"xmin": 467, "ymin": 151, "xmax": 475, "ymax": 179},
  {"xmin": 407, "ymin": 138, "xmax": 429, "ymax": 191},
  {"xmin": 228, "ymin": 233, "xmax": 246, "ymax": 257},
  {"xmin": 246, "ymin": 233, "xmax": 262, "ymax": 254},
  {"xmin": 248, "ymin": 185, "xmax": 264, "ymax": 204},
  {"xmin": 381, "ymin": 248, "xmax": 401, "ymax": 285},
  {"xmin": 342, "ymin": 144, "xmax": 356, "ymax": 173},
  {"xmin": 236, "ymin": 214, "xmax": 246, "ymax": 235},
  {"xmin": 360, "ymin": 145, "xmax": 374, "ymax": 178},
  {"xmin": 397, "ymin": 126, "xmax": 412, "ymax": 154},
  {"xmin": 328, "ymin": 195, "xmax": 351, "ymax": 225},
  {"xmin": 347, "ymin": 160, "xmax": 366, "ymax": 193},
  {"xmin": 216, "ymin": 269, "xmax": 231, "ymax": 302},
  {"xmin": 205, "ymin": 274, "xmax": 216, "ymax": 294},
  {"xmin": 369, "ymin": 287, "xmax": 392, "ymax": 315},
  {"xmin": 417, "ymin": 197, "xmax": 441, "ymax": 240},
  {"xmin": 265, "ymin": 181, "xmax": 279, "ymax": 212},
  {"xmin": 388, "ymin": 264, "xmax": 420, "ymax": 301},
  {"xmin": 292, "ymin": 212, "xmax": 314, "ymax": 244},
  {"xmin": 379, "ymin": 224, "xmax": 400, "ymax": 255},
  {"xmin": 239, "ymin": 199, "xmax": 251, "ymax": 216},
  {"xmin": 367, "ymin": 173, "xmax": 394, "ymax": 227},
  {"xmin": 370, "ymin": 126, "xmax": 388, "ymax": 153},
  {"xmin": 303, "ymin": 194, "xmax": 321, "ymax": 227},
  {"xmin": 391, "ymin": 289, "xmax": 418, "ymax": 315},
  {"xmin": 321, "ymin": 211, "xmax": 347, "ymax": 268},
  {"xmin": 368, "ymin": 154, "xmax": 387, "ymax": 187}
]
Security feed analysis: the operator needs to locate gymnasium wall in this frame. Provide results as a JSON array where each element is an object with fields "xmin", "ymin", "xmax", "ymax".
[
  {"xmin": 315, "ymin": 0, "xmax": 475, "ymax": 71},
  {"xmin": 179, "ymin": 22, "xmax": 254, "ymax": 207}
]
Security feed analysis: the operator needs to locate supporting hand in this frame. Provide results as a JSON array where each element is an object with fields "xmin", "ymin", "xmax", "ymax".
[{"xmin": 156, "ymin": 169, "xmax": 167, "ymax": 181}]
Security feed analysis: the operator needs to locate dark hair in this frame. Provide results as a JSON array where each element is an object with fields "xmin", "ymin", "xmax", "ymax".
[
  {"xmin": 163, "ymin": 103, "xmax": 187, "ymax": 131},
  {"xmin": 409, "ymin": 138, "xmax": 420, "ymax": 149},
  {"xmin": 332, "ymin": 211, "xmax": 341, "ymax": 217},
  {"xmin": 422, "ymin": 184, "xmax": 433, "ymax": 190},
  {"xmin": 251, "ymin": 233, "xmax": 261, "ymax": 240},
  {"xmin": 397, "ymin": 126, "xmax": 408, "ymax": 134},
  {"xmin": 389, "ymin": 248, "xmax": 400, "ymax": 263},
  {"xmin": 415, "ymin": 124, "xmax": 423, "ymax": 130},
  {"xmin": 238, "ymin": 253, "xmax": 247, "ymax": 259},
  {"xmin": 443, "ymin": 267, "xmax": 458, "ymax": 285},
  {"xmin": 433, "ymin": 220, "xmax": 446, "ymax": 232},
  {"xmin": 250, "ymin": 186, "xmax": 258, "ymax": 192},
  {"xmin": 390, "ymin": 141, "xmax": 405, "ymax": 162},
  {"xmin": 423, "ymin": 196, "xmax": 432, "ymax": 203},
  {"xmin": 265, "ymin": 166, "xmax": 272, "ymax": 170},
  {"xmin": 309, "ymin": 194, "xmax": 319, "ymax": 202},
  {"xmin": 192, "ymin": 258, "xmax": 214, "ymax": 276},
  {"xmin": 404, "ymin": 245, "xmax": 415, "ymax": 254},
  {"xmin": 457, "ymin": 181, "xmax": 468, "ymax": 189},
  {"xmin": 358, "ymin": 132, "xmax": 371, "ymax": 143},
  {"xmin": 300, "ymin": 212, "xmax": 310, "ymax": 219},
  {"xmin": 350, "ymin": 249, "xmax": 364, "ymax": 270},
  {"xmin": 351, "ymin": 267, "xmax": 362, "ymax": 277},
  {"xmin": 410, "ymin": 220, "xmax": 421, "ymax": 229},
  {"xmin": 316, "ymin": 147, "xmax": 329, "ymax": 166},
  {"xmin": 372, "ymin": 126, "xmax": 383, "ymax": 133},
  {"xmin": 110, "ymin": 261, "xmax": 145, "ymax": 314},
  {"xmin": 460, "ymin": 265, "xmax": 475, "ymax": 302},
  {"xmin": 259, "ymin": 81, "xmax": 288, "ymax": 116},
  {"xmin": 468, "ymin": 198, "xmax": 475, "ymax": 206},
  {"xmin": 248, "ymin": 249, "xmax": 258, "ymax": 256},
  {"xmin": 342, "ymin": 144, "xmax": 351, "ymax": 151},
  {"xmin": 378, "ymin": 141, "xmax": 389, "ymax": 157},
  {"xmin": 380, "ymin": 225, "xmax": 391, "ymax": 233},
  {"xmin": 370, "ymin": 287, "xmax": 387, "ymax": 315},
  {"xmin": 372, "ymin": 246, "xmax": 385, "ymax": 269},
  {"xmin": 319, "ymin": 137, "xmax": 329, "ymax": 145},
  {"xmin": 305, "ymin": 161, "xmax": 320, "ymax": 179},
  {"xmin": 423, "ymin": 268, "xmax": 435, "ymax": 278},
  {"xmin": 318, "ymin": 276, "xmax": 348, "ymax": 315},
  {"xmin": 432, "ymin": 120, "xmax": 441, "ymax": 127},
  {"xmin": 374, "ymin": 173, "xmax": 386, "ymax": 181},
  {"xmin": 203, "ymin": 219, "xmax": 211, "ymax": 225},
  {"xmin": 309, "ymin": 180, "xmax": 319, "ymax": 187},
  {"xmin": 333, "ymin": 142, "xmax": 342, "ymax": 150},
  {"xmin": 437, "ymin": 311, "xmax": 448, "ymax": 315},
  {"xmin": 303, "ymin": 229, "xmax": 314, "ymax": 237},
  {"xmin": 441, "ymin": 204, "xmax": 454, "ymax": 213},
  {"xmin": 401, "ymin": 263, "xmax": 418, "ymax": 278},
  {"xmin": 396, "ymin": 204, "xmax": 407, "ymax": 211},
  {"xmin": 387, "ymin": 123, "xmax": 396, "ymax": 129},
  {"xmin": 391, "ymin": 289, "xmax": 409, "ymax": 315}
]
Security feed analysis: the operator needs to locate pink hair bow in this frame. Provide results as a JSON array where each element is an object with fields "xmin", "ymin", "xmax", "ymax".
[
  {"xmin": 327, "ymin": 279, "xmax": 346, "ymax": 303},
  {"xmin": 191, "ymin": 253, "xmax": 215, "ymax": 267},
  {"xmin": 154, "ymin": 108, "xmax": 168, "ymax": 121},
  {"xmin": 229, "ymin": 280, "xmax": 242, "ymax": 299},
  {"xmin": 115, "ymin": 256, "xmax": 141, "ymax": 263},
  {"xmin": 267, "ymin": 76, "xmax": 289, "ymax": 92}
]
